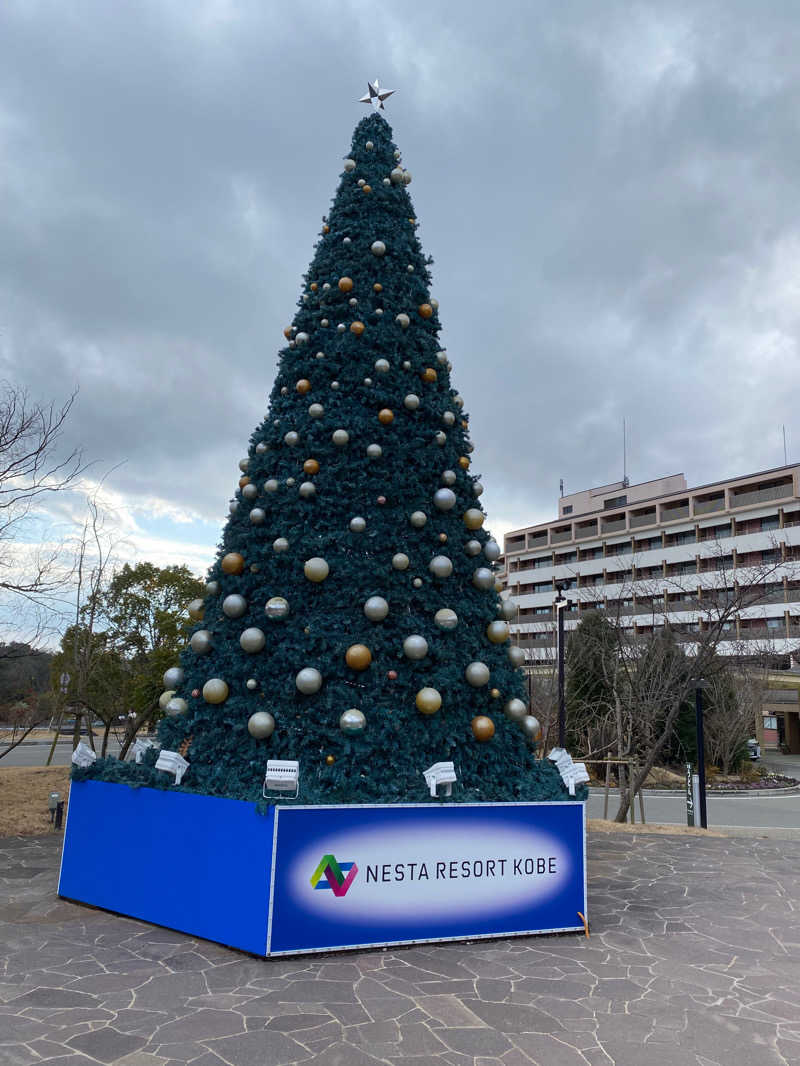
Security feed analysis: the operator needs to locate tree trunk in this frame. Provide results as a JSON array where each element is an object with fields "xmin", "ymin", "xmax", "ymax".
[
  {"xmin": 118, "ymin": 704, "xmax": 156, "ymax": 761},
  {"xmin": 615, "ymin": 698, "xmax": 684, "ymax": 822},
  {"xmin": 101, "ymin": 721, "xmax": 112, "ymax": 757}
]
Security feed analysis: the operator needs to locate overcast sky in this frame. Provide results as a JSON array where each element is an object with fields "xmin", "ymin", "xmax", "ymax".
[{"xmin": 3, "ymin": 0, "xmax": 800, "ymax": 622}]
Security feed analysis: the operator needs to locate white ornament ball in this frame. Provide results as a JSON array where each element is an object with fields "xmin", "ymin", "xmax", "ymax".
[
  {"xmin": 410, "ymin": 511, "xmax": 427, "ymax": 528},
  {"xmin": 484, "ymin": 539, "xmax": 501, "ymax": 561},
  {"xmin": 473, "ymin": 481, "xmax": 485, "ymax": 497},
  {"xmin": 454, "ymin": 394, "xmax": 464, "ymax": 408},
  {"xmin": 366, "ymin": 443, "xmax": 383, "ymax": 458},
  {"xmin": 203, "ymin": 678, "xmax": 229, "ymax": 704},
  {"xmin": 265, "ymin": 479, "xmax": 279, "ymax": 493},
  {"xmin": 299, "ymin": 481, "xmax": 316, "ymax": 499},
  {"xmin": 365, "ymin": 140, "xmax": 374, "ymax": 149},
  {"xmin": 429, "ymin": 555, "xmax": 453, "ymax": 578},
  {"xmin": 508, "ymin": 645, "xmax": 526, "ymax": 668},
  {"xmin": 392, "ymin": 553, "xmax": 410, "ymax": 570},
  {"xmin": 240, "ymin": 627, "xmax": 266, "ymax": 654},
  {"xmin": 522, "ymin": 715, "xmax": 541, "ymax": 741},
  {"xmin": 321, "ymin": 318, "xmax": 329, "ymax": 327},
  {"xmin": 158, "ymin": 690, "xmax": 175, "ymax": 710},
  {"xmin": 404, "ymin": 393, "xmax": 420, "ymax": 410},
  {"xmin": 273, "ymin": 537, "xmax": 290, "ymax": 553},
  {"xmin": 472, "ymin": 567, "xmax": 495, "ymax": 590},
  {"xmin": 403, "ymin": 360, "xmax": 411, "ymax": 369},
  {"xmin": 434, "ymin": 608, "xmax": 458, "ymax": 630},
  {"xmin": 441, "ymin": 470, "xmax": 456, "ymax": 486},
  {"xmin": 337, "ymin": 323, "xmax": 346, "ymax": 332},
  {"xmin": 504, "ymin": 698, "xmax": 528, "ymax": 723},
  {"xmin": 190, "ymin": 630, "xmax": 212, "ymax": 654},
  {"xmin": 350, "ymin": 516, "xmax": 367, "ymax": 532},
  {"xmin": 284, "ymin": 431, "xmax": 299, "ymax": 446},
  {"xmin": 371, "ymin": 241, "xmax": 386, "ymax": 256},
  {"xmin": 248, "ymin": 711, "xmax": 275, "ymax": 739},
  {"xmin": 465, "ymin": 539, "xmax": 482, "ymax": 556},
  {"xmin": 308, "ymin": 403, "xmax": 325, "ymax": 418},
  {"xmin": 238, "ymin": 457, "xmax": 250, "ymax": 472},
  {"xmin": 413, "ymin": 578, "xmax": 423, "ymax": 588},
  {"xmin": 375, "ymin": 358, "xmax": 390, "ymax": 373},
  {"xmin": 390, "ymin": 167, "xmax": 405, "ymax": 184},
  {"xmin": 206, "ymin": 580, "xmax": 219, "ymax": 595},
  {"xmin": 286, "ymin": 477, "xmax": 295, "ymax": 486},
  {"xmin": 442, "ymin": 411, "xmax": 455, "ymax": 426},
  {"xmin": 435, "ymin": 431, "xmax": 446, "ymax": 445},
  {"xmin": 363, "ymin": 377, "xmax": 372, "ymax": 386},
  {"xmin": 304, "ymin": 557, "xmax": 329, "ymax": 582},
  {"xmin": 246, "ymin": 678, "xmax": 258, "ymax": 690},
  {"xmin": 486, "ymin": 620, "xmax": 510, "ymax": 644},
  {"xmin": 383, "ymin": 177, "xmax": 390, "ymax": 185},
  {"xmin": 256, "ymin": 442, "xmax": 268, "ymax": 454},
  {"xmin": 403, "ymin": 171, "xmax": 412, "ymax": 184},
  {"xmin": 465, "ymin": 661, "xmax": 491, "ymax": 687},
  {"xmin": 499, "ymin": 598, "xmax": 517, "ymax": 621},
  {"xmin": 295, "ymin": 332, "xmax": 309, "ymax": 345},
  {"xmin": 407, "ymin": 264, "xmax": 414, "ymax": 272},
  {"xmin": 364, "ymin": 596, "xmax": 389, "ymax": 621},
  {"xmin": 433, "ymin": 487, "xmax": 456, "ymax": 511},
  {"xmin": 357, "ymin": 178, "xmax": 365, "ymax": 187},
  {"xmin": 250, "ymin": 508, "xmax": 266, "ymax": 525},
  {"xmin": 332, "ymin": 429, "xmax": 350, "ymax": 446},
  {"xmin": 163, "ymin": 667, "xmax": 184, "ymax": 689},
  {"xmin": 396, "ymin": 313, "xmax": 410, "ymax": 328},
  {"xmin": 229, "ymin": 501, "xmax": 238, "ymax": 514},
  {"xmin": 242, "ymin": 483, "xmax": 257, "ymax": 500},
  {"xmin": 344, "ymin": 158, "xmax": 356, "ymax": 171},
  {"xmin": 165, "ymin": 697, "xmax": 188, "ymax": 716},
  {"xmin": 296, "ymin": 667, "xmax": 322, "ymax": 694},
  {"xmin": 331, "ymin": 381, "xmax": 340, "ymax": 389},
  {"xmin": 340, "ymin": 708, "xmax": 366, "ymax": 734},
  {"xmin": 265, "ymin": 596, "xmax": 290, "ymax": 619},
  {"xmin": 222, "ymin": 594, "xmax": 247, "ymax": 618},
  {"xmin": 403, "ymin": 634, "xmax": 429, "ymax": 660},
  {"xmin": 343, "ymin": 237, "xmax": 352, "ymax": 247}
]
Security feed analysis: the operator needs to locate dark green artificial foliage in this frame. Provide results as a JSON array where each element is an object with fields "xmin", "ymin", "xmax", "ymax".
[{"xmin": 86, "ymin": 112, "xmax": 579, "ymax": 805}]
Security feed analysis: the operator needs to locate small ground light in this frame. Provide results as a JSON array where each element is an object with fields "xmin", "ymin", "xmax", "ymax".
[{"xmin": 49, "ymin": 791, "xmax": 64, "ymax": 830}]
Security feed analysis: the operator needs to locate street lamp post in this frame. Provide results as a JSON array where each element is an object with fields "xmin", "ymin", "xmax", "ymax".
[
  {"xmin": 555, "ymin": 587, "xmax": 570, "ymax": 748},
  {"xmin": 695, "ymin": 679, "xmax": 710, "ymax": 830}
]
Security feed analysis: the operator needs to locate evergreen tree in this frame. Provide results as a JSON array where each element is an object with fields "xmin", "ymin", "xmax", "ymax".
[{"xmin": 85, "ymin": 111, "xmax": 574, "ymax": 805}]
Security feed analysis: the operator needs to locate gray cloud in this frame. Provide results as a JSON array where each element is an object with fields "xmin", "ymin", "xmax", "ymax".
[{"xmin": 1, "ymin": 0, "xmax": 799, "ymax": 549}]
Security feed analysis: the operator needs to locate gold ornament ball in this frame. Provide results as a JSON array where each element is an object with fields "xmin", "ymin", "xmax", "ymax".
[
  {"xmin": 350, "ymin": 321, "xmax": 365, "ymax": 336},
  {"xmin": 362, "ymin": 184, "xmax": 372, "ymax": 194},
  {"xmin": 283, "ymin": 326, "xmax": 293, "ymax": 339},
  {"xmin": 378, "ymin": 408, "xmax": 394, "ymax": 425},
  {"xmin": 486, "ymin": 620, "xmax": 510, "ymax": 644},
  {"xmin": 325, "ymin": 754, "xmax": 335, "ymax": 766},
  {"xmin": 373, "ymin": 283, "xmax": 383, "ymax": 293},
  {"xmin": 458, "ymin": 456, "xmax": 471, "ymax": 470},
  {"xmin": 472, "ymin": 715, "xmax": 495, "ymax": 742},
  {"xmin": 418, "ymin": 303, "xmax": 434, "ymax": 319},
  {"xmin": 310, "ymin": 282, "xmax": 318, "ymax": 292},
  {"xmin": 296, "ymin": 378, "xmax": 311, "ymax": 394},
  {"xmin": 221, "ymin": 552, "xmax": 245, "ymax": 575},
  {"xmin": 463, "ymin": 508, "xmax": 484, "ymax": 529},
  {"xmin": 439, "ymin": 533, "xmax": 448, "ymax": 543},
  {"xmin": 416, "ymin": 687, "xmax": 442, "ymax": 715},
  {"xmin": 490, "ymin": 688, "xmax": 501, "ymax": 699},
  {"xmin": 421, "ymin": 368, "xmax": 437, "ymax": 383},
  {"xmin": 322, "ymin": 223, "xmax": 330, "ymax": 234},
  {"xmin": 338, "ymin": 276, "xmax": 354, "ymax": 293},
  {"xmin": 303, "ymin": 458, "xmax": 320, "ymax": 475},
  {"xmin": 238, "ymin": 476, "xmax": 250, "ymax": 488},
  {"xmin": 345, "ymin": 644, "xmax": 372, "ymax": 671},
  {"xmin": 203, "ymin": 678, "xmax": 229, "ymax": 704}
]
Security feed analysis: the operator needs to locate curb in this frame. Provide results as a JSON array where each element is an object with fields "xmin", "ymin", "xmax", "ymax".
[{"xmin": 588, "ymin": 784, "xmax": 800, "ymax": 799}]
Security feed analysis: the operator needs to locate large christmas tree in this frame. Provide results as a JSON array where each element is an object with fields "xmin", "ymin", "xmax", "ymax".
[{"xmin": 85, "ymin": 104, "xmax": 577, "ymax": 805}]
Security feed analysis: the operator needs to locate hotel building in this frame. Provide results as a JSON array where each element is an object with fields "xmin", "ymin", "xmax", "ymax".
[{"xmin": 500, "ymin": 465, "xmax": 800, "ymax": 751}]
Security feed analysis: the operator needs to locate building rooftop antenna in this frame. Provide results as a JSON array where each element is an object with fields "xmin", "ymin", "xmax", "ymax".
[{"xmin": 623, "ymin": 418, "xmax": 630, "ymax": 488}]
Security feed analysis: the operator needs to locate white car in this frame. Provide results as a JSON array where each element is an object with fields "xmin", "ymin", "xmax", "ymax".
[{"xmin": 747, "ymin": 738, "xmax": 761, "ymax": 760}]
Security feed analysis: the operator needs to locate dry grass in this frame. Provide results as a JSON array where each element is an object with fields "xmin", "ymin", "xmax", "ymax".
[
  {"xmin": 588, "ymin": 817, "xmax": 726, "ymax": 837},
  {"xmin": 0, "ymin": 766, "xmax": 71, "ymax": 837}
]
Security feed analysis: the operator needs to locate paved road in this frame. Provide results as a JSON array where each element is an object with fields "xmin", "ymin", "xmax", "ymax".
[
  {"xmin": 587, "ymin": 787, "xmax": 800, "ymax": 833},
  {"xmin": 3, "ymin": 738, "xmax": 123, "ymax": 767},
  {"xmin": 3, "ymin": 830, "xmax": 800, "ymax": 1066}
]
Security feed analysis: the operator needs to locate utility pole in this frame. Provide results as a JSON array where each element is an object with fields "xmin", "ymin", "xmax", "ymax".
[{"xmin": 555, "ymin": 587, "xmax": 570, "ymax": 747}]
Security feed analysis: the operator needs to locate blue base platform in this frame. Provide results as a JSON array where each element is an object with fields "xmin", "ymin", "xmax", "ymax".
[{"xmin": 59, "ymin": 781, "xmax": 587, "ymax": 956}]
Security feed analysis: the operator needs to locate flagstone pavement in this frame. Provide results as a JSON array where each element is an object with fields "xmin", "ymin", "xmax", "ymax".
[{"xmin": 1, "ymin": 831, "xmax": 799, "ymax": 1066}]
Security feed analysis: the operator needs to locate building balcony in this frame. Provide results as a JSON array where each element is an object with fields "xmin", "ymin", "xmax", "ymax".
[
  {"xmin": 731, "ymin": 483, "xmax": 794, "ymax": 508},
  {"xmin": 661, "ymin": 505, "xmax": 690, "ymax": 522},
  {"xmin": 550, "ymin": 529, "xmax": 572, "ymax": 545},
  {"xmin": 694, "ymin": 496, "xmax": 725, "ymax": 515},
  {"xmin": 602, "ymin": 517, "xmax": 627, "ymax": 534},
  {"xmin": 630, "ymin": 511, "xmax": 657, "ymax": 529}
]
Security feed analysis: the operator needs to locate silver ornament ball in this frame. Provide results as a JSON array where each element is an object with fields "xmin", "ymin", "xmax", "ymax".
[
  {"xmin": 465, "ymin": 661, "xmax": 491, "ymax": 687},
  {"xmin": 508, "ymin": 645, "xmax": 526, "ymax": 668},
  {"xmin": 332, "ymin": 429, "xmax": 350, "ymax": 446},
  {"xmin": 248, "ymin": 711, "xmax": 275, "ymax": 739},
  {"xmin": 273, "ymin": 537, "xmax": 290, "ymax": 553},
  {"xmin": 240, "ymin": 627, "xmax": 266, "ymax": 654},
  {"xmin": 410, "ymin": 511, "xmax": 427, "ymax": 528},
  {"xmin": 264, "ymin": 478, "xmax": 279, "ymax": 493},
  {"xmin": 366, "ymin": 443, "xmax": 382, "ymax": 458},
  {"xmin": 403, "ymin": 634, "xmax": 429, "ymax": 660},
  {"xmin": 392, "ymin": 553, "xmax": 410, "ymax": 571},
  {"xmin": 222, "ymin": 594, "xmax": 247, "ymax": 618},
  {"xmin": 165, "ymin": 697, "xmax": 188, "ymax": 717},
  {"xmin": 350, "ymin": 516, "xmax": 367, "ymax": 532},
  {"xmin": 433, "ymin": 487, "xmax": 456, "ymax": 511},
  {"xmin": 163, "ymin": 666, "xmax": 184, "ymax": 689},
  {"xmin": 429, "ymin": 555, "xmax": 453, "ymax": 578},
  {"xmin": 441, "ymin": 470, "xmax": 456, "ymax": 486},
  {"xmin": 434, "ymin": 608, "xmax": 458, "ymax": 630},
  {"xmin": 190, "ymin": 629, "xmax": 212, "ymax": 654},
  {"xmin": 249, "ymin": 508, "xmax": 266, "ymax": 525},
  {"xmin": 504, "ymin": 698, "xmax": 528, "ymax": 723},
  {"xmin": 522, "ymin": 715, "xmax": 541, "ymax": 740},
  {"xmin": 472, "ymin": 567, "xmax": 495, "ymax": 590},
  {"xmin": 371, "ymin": 240, "xmax": 386, "ymax": 256},
  {"xmin": 340, "ymin": 708, "xmax": 366, "ymax": 734},
  {"xmin": 296, "ymin": 667, "xmax": 322, "ymax": 694},
  {"xmin": 299, "ymin": 481, "xmax": 316, "ymax": 498},
  {"xmin": 363, "ymin": 596, "xmax": 389, "ymax": 621},
  {"xmin": 265, "ymin": 596, "xmax": 290, "ymax": 619}
]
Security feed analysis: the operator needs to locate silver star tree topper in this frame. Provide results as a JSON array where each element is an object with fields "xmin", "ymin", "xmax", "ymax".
[{"xmin": 359, "ymin": 79, "xmax": 395, "ymax": 110}]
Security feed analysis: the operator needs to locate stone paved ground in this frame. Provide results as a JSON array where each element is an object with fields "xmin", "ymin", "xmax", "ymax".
[{"xmin": 1, "ymin": 831, "xmax": 799, "ymax": 1066}]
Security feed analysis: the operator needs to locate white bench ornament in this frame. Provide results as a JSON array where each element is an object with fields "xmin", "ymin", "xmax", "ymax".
[
  {"xmin": 548, "ymin": 747, "xmax": 590, "ymax": 796},
  {"xmin": 263, "ymin": 759, "xmax": 299, "ymax": 799},
  {"xmin": 423, "ymin": 761, "xmax": 457, "ymax": 798},
  {"xmin": 154, "ymin": 749, "xmax": 189, "ymax": 785},
  {"xmin": 133, "ymin": 738, "xmax": 159, "ymax": 764},
  {"xmin": 71, "ymin": 741, "xmax": 97, "ymax": 769}
]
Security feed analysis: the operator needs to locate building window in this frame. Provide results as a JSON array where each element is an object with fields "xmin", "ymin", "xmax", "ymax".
[
  {"xmin": 766, "ymin": 618, "xmax": 783, "ymax": 631},
  {"xmin": 761, "ymin": 516, "xmax": 780, "ymax": 531},
  {"xmin": 562, "ymin": 504, "xmax": 573, "ymax": 515},
  {"xmin": 604, "ymin": 495, "xmax": 627, "ymax": 509},
  {"xmin": 763, "ymin": 716, "xmax": 777, "ymax": 730}
]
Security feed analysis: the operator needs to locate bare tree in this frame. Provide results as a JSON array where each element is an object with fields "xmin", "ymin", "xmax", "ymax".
[
  {"xmin": 0, "ymin": 690, "xmax": 57, "ymax": 760},
  {"xmin": 0, "ymin": 384, "xmax": 84, "ymax": 635}
]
